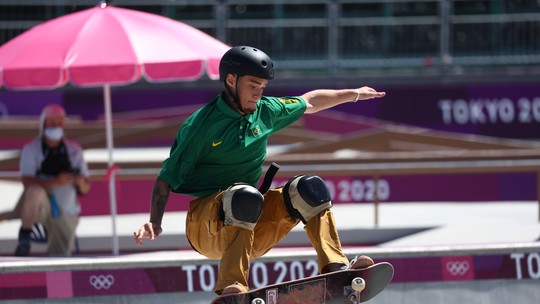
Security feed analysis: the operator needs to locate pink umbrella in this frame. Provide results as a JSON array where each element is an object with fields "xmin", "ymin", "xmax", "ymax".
[{"xmin": 0, "ymin": 2, "xmax": 230, "ymax": 254}]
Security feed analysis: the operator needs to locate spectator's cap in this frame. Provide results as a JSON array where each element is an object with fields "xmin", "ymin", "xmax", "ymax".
[
  {"xmin": 219, "ymin": 46, "xmax": 274, "ymax": 81},
  {"xmin": 39, "ymin": 104, "xmax": 66, "ymax": 134}
]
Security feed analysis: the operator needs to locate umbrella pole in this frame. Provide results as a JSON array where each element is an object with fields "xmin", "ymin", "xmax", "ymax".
[{"xmin": 104, "ymin": 84, "xmax": 119, "ymax": 255}]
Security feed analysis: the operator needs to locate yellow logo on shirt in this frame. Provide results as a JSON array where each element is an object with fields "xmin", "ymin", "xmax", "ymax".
[
  {"xmin": 278, "ymin": 98, "xmax": 299, "ymax": 104},
  {"xmin": 212, "ymin": 141, "xmax": 223, "ymax": 147},
  {"xmin": 252, "ymin": 126, "xmax": 261, "ymax": 136}
]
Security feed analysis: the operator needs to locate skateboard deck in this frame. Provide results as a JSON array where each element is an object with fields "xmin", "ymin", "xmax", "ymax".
[{"xmin": 211, "ymin": 262, "xmax": 394, "ymax": 304}]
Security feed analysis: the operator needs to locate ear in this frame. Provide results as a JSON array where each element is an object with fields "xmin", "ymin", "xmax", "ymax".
[{"xmin": 226, "ymin": 74, "xmax": 237, "ymax": 88}]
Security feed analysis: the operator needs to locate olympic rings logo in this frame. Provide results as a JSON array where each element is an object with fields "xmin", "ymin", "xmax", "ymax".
[
  {"xmin": 89, "ymin": 274, "xmax": 115, "ymax": 290},
  {"xmin": 445, "ymin": 261, "xmax": 470, "ymax": 276}
]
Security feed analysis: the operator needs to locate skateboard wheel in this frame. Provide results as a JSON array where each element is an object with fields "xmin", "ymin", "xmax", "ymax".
[
  {"xmin": 251, "ymin": 298, "xmax": 265, "ymax": 304},
  {"xmin": 352, "ymin": 277, "xmax": 366, "ymax": 292}
]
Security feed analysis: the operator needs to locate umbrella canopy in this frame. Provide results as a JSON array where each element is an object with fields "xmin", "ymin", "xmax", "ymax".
[
  {"xmin": 0, "ymin": 4, "xmax": 228, "ymax": 89},
  {"xmin": 0, "ymin": 3, "xmax": 230, "ymax": 255}
]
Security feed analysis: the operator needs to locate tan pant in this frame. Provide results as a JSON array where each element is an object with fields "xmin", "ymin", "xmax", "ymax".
[
  {"xmin": 186, "ymin": 187, "xmax": 349, "ymax": 294},
  {"xmin": 18, "ymin": 185, "xmax": 79, "ymax": 256}
]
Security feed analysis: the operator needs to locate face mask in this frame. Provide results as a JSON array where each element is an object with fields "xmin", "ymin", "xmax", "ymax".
[{"xmin": 44, "ymin": 127, "xmax": 64, "ymax": 141}]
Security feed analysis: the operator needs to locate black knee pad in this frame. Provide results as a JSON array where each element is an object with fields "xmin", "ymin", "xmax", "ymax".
[
  {"xmin": 283, "ymin": 174, "xmax": 333, "ymax": 224},
  {"xmin": 221, "ymin": 183, "xmax": 264, "ymax": 230}
]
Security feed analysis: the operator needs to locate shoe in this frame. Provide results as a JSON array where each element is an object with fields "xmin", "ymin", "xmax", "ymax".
[
  {"xmin": 29, "ymin": 223, "xmax": 48, "ymax": 243},
  {"xmin": 320, "ymin": 255, "xmax": 375, "ymax": 274},
  {"xmin": 320, "ymin": 262, "xmax": 348, "ymax": 274},
  {"xmin": 15, "ymin": 227, "xmax": 32, "ymax": 257},
  {"xmin": 14, "ymin": 243, "xmax": 30, "ymax": 257},
  {"xmin": 222, "ymin": 283, "xmax": 248, "ymax": 295},
  {"xmin": 348, "ymin": 255, "xmax": 374, "ymax": 269}
]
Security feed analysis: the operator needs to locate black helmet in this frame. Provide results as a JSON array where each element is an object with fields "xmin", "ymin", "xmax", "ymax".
[{"xmin": 219, "ymin": 46, "xmax": 274, "ymax": 81}]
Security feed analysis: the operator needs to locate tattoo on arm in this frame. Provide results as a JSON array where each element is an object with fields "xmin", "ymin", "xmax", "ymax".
[{"xmin": 150, "ymin": 178, "xmax": 171, "ymax": 227}]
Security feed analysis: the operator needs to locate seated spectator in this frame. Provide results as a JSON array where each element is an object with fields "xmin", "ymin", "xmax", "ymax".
[{"xmin": 10, "ymin": 104, "xmax": 91, "ymax": 256}]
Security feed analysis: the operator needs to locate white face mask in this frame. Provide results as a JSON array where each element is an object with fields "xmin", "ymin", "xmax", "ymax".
[{"xmin": 44, "ymin": 127, "xmax": 64, "ymax": 141}]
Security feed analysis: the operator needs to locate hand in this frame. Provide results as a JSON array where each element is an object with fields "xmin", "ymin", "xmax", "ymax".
[
  {"xmin": 73, "ymin": 174, "xmax": 91, "ymax": 195},
  {"xmin": 56, "ymin": 172, "xmax": 75, "ymax": 186},
  {"xmin": 133, "ymin": 222, "xmax": 163, "ymax": 245},
  {"xmin": 357, "ymin": 86, "xmax": 386, "ymax": 100},
  {"xmin": 73, "ymin": 174, "xmax": 85, "ymax": 187}
]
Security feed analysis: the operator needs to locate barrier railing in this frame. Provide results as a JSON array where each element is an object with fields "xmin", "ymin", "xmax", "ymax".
[
  {"xmin": 1, "ymin": 242, "xmax": 539, "ymax": 302},
  {"xmin": 1, "ymin": 242, "xmax": 539, "ymax": 274}
]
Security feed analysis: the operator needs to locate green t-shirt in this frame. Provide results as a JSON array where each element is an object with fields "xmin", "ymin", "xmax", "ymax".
[{"xmin": 158, "ymin": 93, "xmax": 306, "ymax": 197}]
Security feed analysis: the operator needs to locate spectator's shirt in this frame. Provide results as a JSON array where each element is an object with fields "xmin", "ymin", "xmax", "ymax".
[
  {"xmin": 159, "ymin": 94, "xmax": 306, "ymax": 197},
  {"xmin": 20, "ymin": 138, "xmax": 90, "ymax": 216}
]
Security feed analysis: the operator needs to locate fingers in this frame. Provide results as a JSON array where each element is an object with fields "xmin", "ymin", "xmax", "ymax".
[
  {"xmin": 73, "ymin": 175, "xmax": 83, "ymax": 186},
  {"xmin": 359, "ymin": 86, "xmax": 386, "ymax": 100},
  {"xmin": 133, "ymin": 230, "xmax": 143, "ymax": 245},
  {"xmin": 58, "ymin": 173, "xmax": 76, "ymax": 185},
  {"xmin": 133, "ymin": 223, "xmax": 159, "ymax": 246},
  {"xmin": 133, "ymin": 224, "xmax": 150, "ymax": 246},
  {"xmin": 133, "ymin": 228, "xmax": 144, "ymax": 245}
]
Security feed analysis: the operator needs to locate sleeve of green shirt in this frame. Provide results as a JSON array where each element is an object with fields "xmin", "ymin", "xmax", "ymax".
[{"xmin": 262, "ymin": 96, "xmax": 307, "ymax": 135}]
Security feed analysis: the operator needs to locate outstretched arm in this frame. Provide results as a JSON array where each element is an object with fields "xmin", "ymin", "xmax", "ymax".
[
  {"xmin": 134, "ymin": 177, "xmax": 171, "ymax": 245},
  {"xmin": 302, "ymin": 87, "xmax": 385, "ymax": 114}
]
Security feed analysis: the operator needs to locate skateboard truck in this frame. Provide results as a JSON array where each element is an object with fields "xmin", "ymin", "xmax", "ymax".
[{"xmin": 346, "ymin": 277, "xmax": 366, "ymax": 304}]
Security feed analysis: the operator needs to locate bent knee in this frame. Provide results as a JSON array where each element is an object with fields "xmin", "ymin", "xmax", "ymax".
[
  {"xmin": 221, "ymin": 184, "xmax": 263, "ymax": 231},
  {"xmin": 283, "ymin": 174, "xmax": 332, "ymax": 223}
]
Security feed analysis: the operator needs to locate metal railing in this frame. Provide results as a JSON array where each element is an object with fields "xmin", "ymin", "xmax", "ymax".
[
  {"xmin": 1, "ymin": 153, "xmax": 539, "ymax": 222},
  {"xmin": 1, "ymin": 0, "xmax": 539, "ymax": 77}
]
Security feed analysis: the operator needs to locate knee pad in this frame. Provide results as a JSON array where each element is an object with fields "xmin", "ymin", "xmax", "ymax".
[
  {"xmin": 221, "ymin": 184, "xmax": 264, "ymax": 231},
  {"xmin": 283, "ymin": 175, "xmax": 332, "ymax": 224}
]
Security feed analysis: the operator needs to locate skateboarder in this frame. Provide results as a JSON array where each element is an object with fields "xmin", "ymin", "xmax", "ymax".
[{"xmin": 133, "ymin": 46, "xmax": 386, "ymax": 295}]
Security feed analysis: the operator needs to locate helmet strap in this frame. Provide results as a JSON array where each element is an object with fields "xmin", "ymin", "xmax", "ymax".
[{"xmin": 223, "ymin": 75, "xmax": 246, "ymax": 114}]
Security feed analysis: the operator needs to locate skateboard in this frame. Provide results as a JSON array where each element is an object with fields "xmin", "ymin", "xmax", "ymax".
[{"xmin": 211, "ymin": 262, "xmax": 394, "ymax": 304}]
